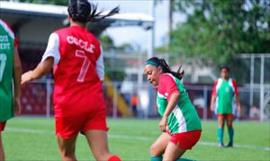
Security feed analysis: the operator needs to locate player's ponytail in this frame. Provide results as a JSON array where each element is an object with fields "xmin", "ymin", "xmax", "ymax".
[
  {"xmin": 146, "ymin": 57, "xmax": 184, "ymax": 80},
  {"xmin": 68, "ymin": 0, "xmax": 119, "ymax": 24},
  {"xmin": 159, "ymin": 58, "xmax": 184, "ymax": 80},
  {"xmin": 88, "ymin": 3, "xmax": 119, "ymax": 22}
]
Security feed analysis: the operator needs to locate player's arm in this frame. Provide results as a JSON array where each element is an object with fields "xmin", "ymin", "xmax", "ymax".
[
  {"xmin": 21, "ymin": 58, "xmax": 53, "ymax": 84},
  {"xmin": 160, "ymin": 91, "xmax": 180, "ymax": 131},
  {"xmin": 163, "ymin": 92, "xmax": 180, "ymax": 118},
  {"xmin": 13, "ymin": 47, "xmax": 22, "ymax": 114},
  {"xmin": 233, "ymin": 80, "xmax": 241, "ymax": 114},
  {"xmin": 159, "ymin": 75, "xmax": 180, "ymax": 132},
  {"xmin": 96, "ymin": 45, "xmax": 104, "ymax": 81},
  {"xmin": 21, "ymin": 33, "xmax": 59, "ymax": 85},
  {"xmin": 210, "ymin": 80, "xmax": 217, "ymax": 112},
  {"xmin": 235, "ymin": 95, "xmax": 241, "ymax": 114},
  {"xmin": 210, "ymin": 95, "xmax": 216, "ymax": 112}
]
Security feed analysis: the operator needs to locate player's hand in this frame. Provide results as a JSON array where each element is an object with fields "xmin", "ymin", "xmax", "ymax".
[
  {"xmin": 237, "ymin": 104, "xmax": 241, "ymax": 117},
  {"xmin": 210, "ymin": 105, "xmax": 214, "ymax": 112},
  {"xmin": 165, "ymin": 125, "xmax": 169, "ymax": 132},
  {"xmin": 14, "ymin": 97, "xmax": 21, "ymax": 115},
  {"xmin": 159, "ymin": 116, "xmax": 167, "ymax": 132},
  {"xmin": 21, "ymin": 71, "xmax": 33, "ymax": 85}
]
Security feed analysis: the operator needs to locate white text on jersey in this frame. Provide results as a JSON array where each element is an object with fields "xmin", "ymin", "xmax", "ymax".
[{"xmin": 67, "ymin": 36, "xmax": 95, "ymax": 53}]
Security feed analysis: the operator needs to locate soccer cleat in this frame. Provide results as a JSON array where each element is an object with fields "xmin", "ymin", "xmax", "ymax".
[
  {"xmin": 218, "ymin": 142, "xmax": 224, "ymax": 148},
  {"xmin": 226, "ymin": 142, "xmax": 233, "ymax": 148}
]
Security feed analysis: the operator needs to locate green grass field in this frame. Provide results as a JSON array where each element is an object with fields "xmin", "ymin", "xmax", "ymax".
[{"xmin": 2, "ymin": 117, "xmax": 270, "ymax": 161}]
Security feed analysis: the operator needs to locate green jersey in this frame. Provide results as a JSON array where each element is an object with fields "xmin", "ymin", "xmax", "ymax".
[
  {"xmin": 156, "ymin": 73, "xmax": 201, "ymax": 134},
  {"xmin": 212, "ymin": 78, "xmax": 239, "ymax": 114},
  {"xmin": 0, "ymin": 19, "xmax": 15, "ymax": 121}
]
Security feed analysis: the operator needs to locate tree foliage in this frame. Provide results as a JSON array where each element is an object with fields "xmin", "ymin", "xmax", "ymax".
[{"xmin": 170, "ymin": 0, "xmax": 270, "ymax": 64}]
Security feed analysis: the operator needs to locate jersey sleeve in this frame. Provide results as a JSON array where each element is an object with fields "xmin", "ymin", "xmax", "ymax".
[
  {"xmin": 158, "ymin": 74, "xmax": 179, "ymax": 100},
  {"xmin": 96, "ymin": 45, "xmax": 104, "ymax": 81},
  {"xmin": 211, "ymin": 80, "xmax": 218, "ymax": 97},
  {"xmin": 232, "ymin": 79, "xmax": 239, "ymax": 96},
  {"xmin": 41, "ymin": 33, "xmax": 60, "ymax": 65}
]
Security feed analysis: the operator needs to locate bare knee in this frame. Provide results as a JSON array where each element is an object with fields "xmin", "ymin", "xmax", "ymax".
[
  {"xmin": 150, "ymin": 143, "xmax": 163, "ymax": 156},
  {"xmin": 226, "ymin": 120, "xmax": 233, "ymax": 127},
  {"xmin": 218, "ymin": 120, "xmax": 225, "ymax": 128},
  {"xmin": 60, "ymin": 149, "xmax": 76, "ymax": 161},
  {"xmin": 61, "ymin": 156, "xmax": 76, "ymax": 161},
  {"xmin": 163, "ymin": 143, "xmax": 186, "ymax": 161},
  {"xmin": 57, "ymin": 135, "xmax": 77, "ymax": 161},
  {"xmin": 92, "ymin": 149, "xmax": 111, "ymax": 161},
  {"xmin": 227, "ymin": 122, "xmax": 233, "ymax": 127}
]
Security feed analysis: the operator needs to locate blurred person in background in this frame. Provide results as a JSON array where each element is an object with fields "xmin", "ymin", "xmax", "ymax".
[
  {"xmin": 210, "ymin": 66, "xmax": 241, "ymax": 148},
  {"xmin": 130, "ymin": 92, "xmax": 138, "ymax": 117},
  {"xmin": 0, "ymin": 19, "xmax": 22, "ymax": 161},
  {"xmin": 21, "ymin": 0, "xmax": 121, "ymax": 161}
]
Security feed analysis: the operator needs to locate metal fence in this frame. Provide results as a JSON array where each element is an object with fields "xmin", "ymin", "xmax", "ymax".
[
  {"xmin": 20, "ymin": 79, "xmax": 270, "ymax": 121},
  {"xmin": 19, "ymin": 53, "xmax": 270, "ymax": 121}
]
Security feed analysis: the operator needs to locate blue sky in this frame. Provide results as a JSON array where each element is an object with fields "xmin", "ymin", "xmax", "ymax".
[{"xmin": 92, "ymin": 0, "xmax": 185, "ymax": 50}]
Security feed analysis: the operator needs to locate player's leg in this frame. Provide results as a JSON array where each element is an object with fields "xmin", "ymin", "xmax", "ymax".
[
  {"xmin": 226, "ymin": 114, "xmax": 234, "ymax": 147},
  {"xmin": 55, "ymin": 113, "xmax": 82, "ymax": 161},
  {"xmin": 168, "ymin": 130, "xmax": 201, "ymax": 161},
  {"xmin": 163, "ymin": 142, "xmax": 185, "ymax": 161},
  {"xmin": 0, "ymin": 122, "xmax": 6, "ymax": 161},
  {"xmin": 85, "ymin": 130, "xmax": 121, "ymax": 161},
  {"xmin": 150, "ymin": 132, "xmax": 171, "ymax": 161},
  {"xmin": 57, "ymin": 135, "xmax": 78, "ymax": 161},
  {"xmin": 83, "ymin": 106, "xmax": 121, "ymax": 161},
  {"xmin": 217, "ymin": 114, "xmax": 225, "ymax": 147},
  {"xmin": 0, "ymin": 132, "xmax": 4, "ymax": 161}
]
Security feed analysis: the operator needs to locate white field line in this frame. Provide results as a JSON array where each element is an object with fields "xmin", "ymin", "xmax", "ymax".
[{"xmin": 5, "ymin": 127, "xmax": 270, "ymax": 151}]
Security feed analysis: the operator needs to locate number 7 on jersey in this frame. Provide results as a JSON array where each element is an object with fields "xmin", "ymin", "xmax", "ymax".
[
  {"xmin": 75, "ymin": 50, "xmax": 91, "ymax": 82},
  {"xmin": 0, "ymin": 54, "xmax": 7, "ymax": 82}
]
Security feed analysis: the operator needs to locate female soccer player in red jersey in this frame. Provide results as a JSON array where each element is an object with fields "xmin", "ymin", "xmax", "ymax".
[{"xmin": 21, "ymin": 1, "xmax": 121, "ymax": 161}]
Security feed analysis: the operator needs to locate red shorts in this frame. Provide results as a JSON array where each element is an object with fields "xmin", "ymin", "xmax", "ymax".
[
  {"xmin": 217, "ymin": 113, "xmax": 234, "ymax": 120},
  {"xmin": 0, "ymin": 122, "xmax": 6, "ymax": 131},
  {"xmin": 55, "ymin": 106, "xmax": 108, "ymax": 139},
  {"xmin": 170, "ymin": 130, "xmax": 201, "ymax": 150}
]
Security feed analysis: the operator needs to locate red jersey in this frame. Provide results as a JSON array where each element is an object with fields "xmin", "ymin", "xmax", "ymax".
[{"xmin": 42, "ymin": 25, "xmax": 105, "ymax": 117}]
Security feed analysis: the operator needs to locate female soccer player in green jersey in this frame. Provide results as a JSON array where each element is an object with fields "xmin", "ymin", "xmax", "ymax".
[
  {"xmin": 0, "ymin": 19, "xmax": 22, "ymax": 161},
  {"xmin": 144, "ymin": 57, "xmax": 201, "ymax": 161},
  {"xmin": 210, "ymin": 66, "xmax": 241, "ymax": 147}
]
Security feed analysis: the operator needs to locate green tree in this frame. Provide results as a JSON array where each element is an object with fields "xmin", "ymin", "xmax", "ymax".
[
  {"xmin": 100, "ymin": 35, "xmax": 115, "ymax": 51},
  {"xmin": 100, "ymin": 35, "xmax": 127, "ymax": 81},
  {"xmin": 169, "ymin": 0, "xmax": 270, "ymax": 64}
]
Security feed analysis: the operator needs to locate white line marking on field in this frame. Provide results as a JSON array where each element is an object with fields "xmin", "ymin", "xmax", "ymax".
[
  {"xmin": 6, "ymin": 127, "xmax": 53, "ymax": 134},
  {"xmin": 5, "ymin": 127, "xmax": 270, "ymax": 151},
  {"xmin": 198, "ymin": 141, "xmax": 270, "ymax": 151}
]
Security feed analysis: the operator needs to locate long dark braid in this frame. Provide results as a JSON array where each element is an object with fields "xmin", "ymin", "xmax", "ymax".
[
  {"xmin": 159, "ymin": 58, "xmax": 184, "ymax": 80},
  {"xmin": 146, "ymin": 57, "xmax": 184, "ymax": 80}
]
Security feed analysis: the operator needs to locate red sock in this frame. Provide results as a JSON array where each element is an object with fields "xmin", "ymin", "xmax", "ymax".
[{"xmin": 108, "ymin": 155, "xmax": 121, "ymax": 161}]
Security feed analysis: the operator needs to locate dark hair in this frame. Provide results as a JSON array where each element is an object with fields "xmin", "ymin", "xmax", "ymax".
[
  {"xmin": 220, "ymin": 65, "xmax": 230, "ymax": 72},
  {"xmin": 146, "ymin": 57, "xmax": 184, "ymax": 80},
  {"xmin": 68, "ymin": 0, "xmax": 119, "ymax": 23}
]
